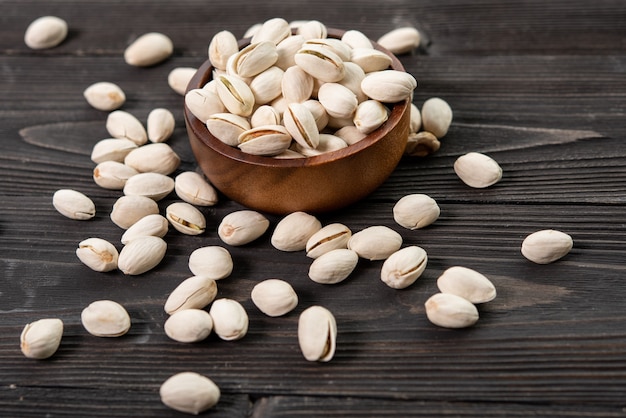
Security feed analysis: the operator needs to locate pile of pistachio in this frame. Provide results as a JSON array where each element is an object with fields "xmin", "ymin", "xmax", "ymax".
[{"xmin": 20, "ymin": 16, "xmax": 575, "ymax": 415}]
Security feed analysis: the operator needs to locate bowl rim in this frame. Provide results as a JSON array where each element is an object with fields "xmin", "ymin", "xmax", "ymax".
[{"xmin": 184, "ymin": 28, "xmax": 410, "ymax": 169}]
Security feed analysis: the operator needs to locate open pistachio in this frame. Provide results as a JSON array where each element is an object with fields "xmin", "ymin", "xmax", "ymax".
[
  {"xmin": 295, "ymin": 43, "xmax": 345, "ymax": 83},
  {"xmin": 123, "ymin": 172, "xmax": 175, "ymax": 201},
  {"xmin": 117, "ymin": 236, "xmax": 167, "ymax": 275},
  {"xmin": 251, "ymin": 105, "xmax": 282, "ymax": 128},
  {"xmin": 306, "ymin": 223, "xmax": 352, "ymax": 258},
  {"xmin": 160, "ymin": 372, "xmax": 220, "ymax": 415},
  {"xmin": 120, "ymin": 214, "xmax": 169, "ymax": 244},
  {"xmin": 318, "ymin": 83, "xmax": 359, "ymax": 119},
  {"xmin": 218, "ymin": 210, "xmax": 270, "ymax": 246},
  {"xmin": 52, "ymin": 189, "xmax": 96, "ymax": 220},
  {"xmin": 271, "ymin": 211, "xmax": 322, "ymax": 252},
  {"xmin": 83, "ymin": 81, "xmax": 126, "ymax": 111},
  {"xmin": 424, "ymin": 293, "xmax": 479, "ymax": 329},
  {"xmin": 237, "ymin": 125, "xmax": 292, "ymax": 156},
  {"xmin": 301, "ymin": 99, "xmax": 329, "ymax": 131},
  {"xmin": 110, "ymin": 195, "xmax": 159, "ymax": 229},
  {"xmin": 298, "ymin": 305, "xmax": 337, "ymax": 362},
  {"xmin": 93, "ymin": 160, "xmax": 139, "ymax": 190},
  {"xmin": 377, "ymin": 27, "xmax": 421, "ymax": 55},
  {"xmin": 168, "ymin": 67, "xmax": 198, "ymax": 96},
  {"xmin": 361, "ymin": 70, "xmax": 417, "ymax": 103},
  {"xmin": 250, "ymin": 17, "xmax": 291, "ymax": 45},
  {"xmin": 147, "ymin": 108, "xmax": 175, "ymax": 143},
  {"xmin": 393, "ymin": 193, "xmax": 440, "ymax": 230},
  {"xmin": 421, "ymin": 97, "xmax": 453, "ymax": 139},
  {"xmin": 185, "ymin": 88, "xmax": 226, "ymax": 122},
  {"xmin": 106, "ymin": 110, "xmax": 148, "ymax": 146},
  {"xmin": 437, "ymin": 266, "xmax": 497, "ymax": 304},
  {"xmin": 353, "ymin": 99, "xmax": 389, "ymax": 134},
  {"xmin": 453, "ymin": 152, "xmax": 502, "ymax": 188},
  {"xmin": 206, "ymin": 112, "xmax": 251, "ymax": 146},
  {"xmin": 348, "ymin": 226, "xmax": 403, "ymax": 261},
  {"xmin": 209, "ymin": 298, "xmax": 249, "ymax": 341},
  {"xmin": 81, "ymin": 300, "xmax": 131, "ymax": 337},
  {"xmin": 24, "ymin": 16, "xmax": 68, "ymax": 49},
  {"xmin": 521, "ymin": 229, "xmax": 573, "ymax": 264},
  {"xmin": 174, "ymin": 171, "xmax": 218, "ymax": 207},
  {"xmin": 308, "ymin": 248, "xmax": 359, "ymax": 284},
  {"xmin": 124, "ymin": 143, "xmax": 181, "ymax": 175},
  {"xmin": 166, "ymin": 202, "xmax": 206, "ymax": 235},
  {"xmin": 251, "ymin": 279, "xmax": 298, "ymax": 317},
  {"xmin": 90, "ymin": 138, "xmax": 138, "ymax": 164},
  {"xmin": 350, "ymin": 47, "xmax": 393, "ymax": 73},
  {"xmin": 164, "ymin": 309, "xmax": 213, "ymax": 343},
  {"xmin": 208, "ymin": 30, "xmax": 239, "ymax": 71},
  {"xmin": 230, "ymin": 41, "xmax": 279, "ymax": 78},
  {"xmin": 215, "ymin": 74, "xmax": 255, "ymax": 117},
  {"xmin": 164, "ymin": 275, "xmax": 218, "ymax": 315},
  {"xmin": 283, "ymin": 102, "xmax": 320, "ymax": 149},
  {"xmin": 380, "ymin": 246, "xmax": 428, "ymax": 289},
  {"xmin": 76, "ymin": 237, "xmax": 119, "ymax": 272},
  {"xmin": 188, "ymin": 246, "xmax": 233, "ymax": 280},
  {"xmin": 20, "ymin": 318, "xmax": 63, "ymax": 359},
  {"xmin": 124, "ymin": 32, "xmax": 173, "ymax": 67}
]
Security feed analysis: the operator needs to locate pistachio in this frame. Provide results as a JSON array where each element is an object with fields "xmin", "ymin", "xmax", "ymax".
[
  {"xmin": 174, "ymin": 171, "xmax": 218, "ymax": 207},
  {"xmin": 273, "ymin": 149, "xmax": 306, "ymax": 159},
  {"xmin": 124, "ymin": 32, "xmax": 173, "ymax": 67},
  {"xmin": 110, "ymin": 195, "xmax": 159, "ymax": 229},
  {"xmin": 218, "ymin": 210, "xmax": 270, "ymax": 246},
  {"xmin": 20, "ymin": 318, "xmax": 63, "ymax": 359},
  {"xmin": 237, "ymin": 125, "xmax": 292, "ymax": 156},
  {"xmin": 165, "ymin": 202, "xmax": 206, "ymax": 235},
  {"xmin": 301, "ymin": 99, "xmax": 329, "ymax": 131},
  {"xmin": 350, "ymin": 47, "xmax": 393, "ymax": 73},
  {"xmin": 281, "ymin": 65, "xmax": 314, "ymax": 104},
  {"xmin": 306, "ymin": 223, "xmax": 352, "ymax": 259},
  {"xmin": 393, "ymin": 193, "xmax": 440, "ymax": 230},
  {"xmin": 334, "ymin": 125, "xmax": 367, "ymax": 145},
  {"xmin": 521, "ymin": 229, "xmax": 573, "ymax": 264},
  {"xmin": 146, "ymin": 108, "xmax": 175, "ymax": 143},
  {"xmin": 308, "ymin": 248, "xmax": 359, "ymax": 284},
  {"xmin": 24, "ymin": 16, "xmax": 67, "ymax": 49},
  {"xmin": 81, "ymin": 300, "xmax": 131, "ymax": 337},
  {"xmin": 421, "ymin": 97, "xmax": 453, "ymax": 138},
  {"xmin": 52, "ymin": 189, "xmax": 96, "ymax": 220},
  {"xmin": 294, "ymin": 44, "xmax": 345, "ymax": 83},
  {"xmin": 168, "ymin": 67, "xmax": 198, "ymax": 95},
  {"xmin": 124, "ymin": 143, "xmax": 181, "ymax": 175},
  {"xmin": 164, "ymin": 309, "xmax": 213, "ymax": 343},
  {"xmin": 76, "ymin": 237, "xmax": 119, "ymax": 272},
  {"xmin": 90, "ymin": 138, "xmax": 138, "ymax": 164},
  {"xmin": 338, "ymin": 62, "xmax": 368, "ymax": 103},
  {"xmin": 424, "ymin": 293, "xmax": 479, "ymax": 329},
  {"xmin": 453, "ymin": 152, "xmax": 502, "ymax": 188},
  {"xmin": 215, "ymin": 74, "xmax": 255, "ymax": 117},
  {"xmin": 380, "ymin": 246, "xmax": 428, "ymax": 289},
  {"xmin": 404, "ymin": 131, "xmax": 440, "ymax": 157},
  {"xmin": 93, "ymin": 160, "xmax": 139, "ymax": 190},
  {"xmin": 120, "ymin": 214, "xmax": 169, "ymax": 245},
  {"xmin": 230, "ymin": 41, "xmax": 279, "ymax": 78},
  {"xmin": 341, "ymin": 29, "xmax": 374, "ymax": 49},
  {"xmin": 294, "ymin": 134, "xmax": 348, "ymax": 157},
  {"xmin": 206, "ymin": 112, "xmax": 251, "ymax": 147},
  {"xmin": 347, "ymin": 226, "xmax": 403, "ymax": 261},
  {"xmin": 353, "ymin": 99, "xmax": 389, "ymax": 134},
  {"xmin": 283, "ymin": 102, "xmax": 320, "ymax": 150},
  {"xmin": 437, "ymin": 266, "xmax": 497, "ymax": 304},
  {"xmin": 251, "ymin": 279, "xmax": 298, "ymax": 317},
  {"xmin": 271, "ymin": 211, "xmax": 322, "ymax": 251},
  {"xmin": 275, "ymin": 35, "xmax": 305, "ymax": 70},
  {"xmin": 409, "ymin": 103, "xmax": 422, "ymax": 133},
  {"xmin": 325, "ymin": 114, "xmax": 356, "ymax": 130},
  {"xmin": 83, "ymin": 82, "xmax": 126, "ymax": 111},
  {"xmin": 123, "ymin": 172, "xmax": 175, "ymax": 201},
  {"xmin": 361, "ymin": 70, "xmax": 417, "ymax": 103},
  {"xmin": 377, "ymin": 27, "xmax": 421, "ymax": 55},
  {"xmin": 208, "ymin": 30, "xmax": 239, "ymax": 71},
  {"xmin": 251, "ymin": 17, "xmax": 291, "ymax": 45},
  {"xmin": 249, "ymin": 66, "xmax": 284, "ymax": 105},
  {"xmin": 317, "ymin": 83, "xmax": 359, "ymax": 119},
  {"xmin": 297, "ymin": 20, "xmax": 328, "ymax": 41},
  {"xmin": 185, "ymin": 88, "xmax": 226, "ymax": 122},
  {"xmin": 160, "ymin": 372, "xmax": 220, "ymax": 415},
  {"xmin": 209, "ymin": 298, "xmax": 249, "ymax": 341},
  {"xmin": 117, "ymin": 236, "xmax": 167, "ymax": 275},
  {"xmin": 243, "ymin": 23, "xmax": 263, "ymax": 39},
  {"xmin": 188, "ymin": 246, "xmax": 233, "ymax": 280},
  {"xmin": 106, "ymin": 110, "xmax": 148, "ymax": 146},
  {"xmin": 164, "ymin": 275, "xmax": 218, "ymax": 315},
  {"xmin": 250, "ymin": 105, "xmax": 282, "ymax": 128},
  {"xmin": 298, "ymin": 305, "xmax": 337, "ymax": 362}
]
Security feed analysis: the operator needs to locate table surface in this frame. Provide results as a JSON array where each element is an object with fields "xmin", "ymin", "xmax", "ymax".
[{"xmin": 2, "ymin": 0, "xmax": 626, "ymax": 416}]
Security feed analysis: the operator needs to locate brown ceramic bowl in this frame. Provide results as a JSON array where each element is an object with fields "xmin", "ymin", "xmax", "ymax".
[{"xmin": 184, "ymin": 28, "xmax": 410, "ymax": 215}]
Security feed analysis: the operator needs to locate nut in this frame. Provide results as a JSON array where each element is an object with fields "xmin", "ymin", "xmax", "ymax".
[
  {"xmin": 208, "ymin": 30, "xmax": 239, "ymax": 71},
  {"xmin": 24, "ymin": 16, "xmax": 67, "ymax": 49},
  {"xmin": 404, "ymin": 131, "xmax": 440, "ymax": 157},
  {"xmin": 83, "ymin": 82, "xmax": 126, "ymax": 111},
  {"xmin": 282, "ymin": 102, "xmax": 320, "ymax": 149},
  {"xmin": 209, "ymin": 298, "xmax": 249, "ymax": 341},
  {"xmin": 215, "ymin": 74, "xmax": 255, "ymax": 117},
  {"xmin": 164, "ymin": 275, "xmax": 218, "ymax": 315},
  {"xmin": 437, "ymin": 266, "xmax": 497, "ymax": 304},
  {"xmin": 275, "ymin": 34, "xmax": 305, "ymax": 70},
  {"xmin": 350, "ymin": 47, "xmax": 393, "ymax": 73},
  {"xmin": 93, "ymin": 160, "xmax": 138, "ymax": 190},
  {"xmin": 308, "ymin": 248, "xmax": 359, "ymax": 284},
  {"xmin": 393, "ymin": 193, "xmax": 440, "ymax": 230},
  {"xmin": 168, "ymin": 67, "xmax": 197, "ymax": 96},
  {"xmin": 117, "ymin": 236, "xmax": 167, "ymax": 275},
  {"xmin": 20, "ymin": 318, "xmax": 63, "ymax": 359},
  {"xmin": 120, "ymin": 214, "xmax": 169, "ymax": 245},
  {"xmin": 147, "ymin": 108, "xmax": 175, "ymax": 143},
  {"xmin": 298, "ymin": 305, "xmax": 337, "ymax": 362},
  {"xmin": 521, "ymin": 229, "xmax": 573, "ymax": 264},
  {"xmin": 110, "ymin": 195, "xmax": 159, "ymax": 229},
  {"xmin": 281, "ymin": 65, "xmax": 314, "ymax": 104},
  {"xmin": 218, "ymin": 210, "xmax": 270, "ymax": 246},
  {"xmin": 237, "ymin": 125, "xmax": 292, "ymax": 156},
  {"xmin": 188, "ymin": 246, "xmax": 233, "ymax": 280},
  {"xmin": 160, "ymin": 372, "xmax": 220, "ymax": 415},
  {"xmin": 453, "ymin": 152, "xmax": 503, "ymax": 188},
  {"xmin": 317, "ymin": 83, "xmax": 358, "ymax": 119},
  {"xmin": 251, "ymin": 279, "xmax": 298, "ymax": 317},
  {"xmin": 421, "ymin": 97, "xmax": 453, "ymax": 139},
  {"xmin": 347, "ymin": 225, "xmax": 403, "ymax": 261},
  {"xmin": 230, "ymin": 41, "xmax": 279, "ymax": 78},
  {"xmin": 380, "ymin": 246, "xmax": 428, "ymax": 289},
  {"xmin": 174, "ymin": 171, "xmax": 219, "ymax": 207},
  {"xmin": 424, "ymin": 293, "xmax": 479, "ymax": 329},
  {"xmin": 353, "ymin": 99, "xmax": 389, "ymax": 134},
  {"xmin": 124, "ymin": 143, "xmax": 181, "ymax": 175},
  {"xmin": 409, "ymin": 103, "xmax": 422, "ymax": 133},
  {"xmin": 306, "ymin": 223, "xmax": 352, "ymax": 259},
  {"xmin": 81, "ymin": 300, "xmax": 131, "ymax": 337},
  {"xmin": 76, "ymin": 237, "xmax": 119, "ymax": 272},
  {"xmin": 124, "ymin": 32, "xmax": 173, "ymax": 67},
  {"xmin": 90, "ymin": 138, "xmax": 138, "ymax": 164},
  {"xmin": 165, "ymin": 202, "xmax": 206, "ymax": 235},
  {"xmin": 294, "ymin": 43, "xmax": 345, "ymax": 83},
  {"xmin": 206, "ymin": 112, "xmax": 251, "ymax": 147},
  {"xmin": 377, "ymin": 27, "xmax": 421, "ymax": 55},
  {"xmin": 106, "ymin": 110, "xmax": 148, "ymax": 146},
  {"xmin": 294, "ymin": 134, "xmax": 347, "ymax": 157},
  {"xmin": 164, "ymin": 309, "xmax": 213, "ymax": 343},
  {"xmin": 361, "ymin": 70, "xmax": 417, "ymax": 103},
  {"xmin": 251, "ymin": 105, "xmax": 282, "ymax": 128},
  {"xmin": 52, "ymin": 189, "xmax": 96, "ymax": 221},
  {"xmin": 341, "ymin": 29, "xmax": 373, "ymax": 49},
  {"xmin": 250, "ymin": 17, "xmax": 291, "ymax": 45},
  {"xmin": 123, "ymin": 172, "xmax": 175, "ymax": 201},
  {"xmin": 271, "ymin": 211, "xmax": 322, "ymax": 252},
  {"xmin": 185, "ymin": 88, "xmax": 226, "ymax": 121}
]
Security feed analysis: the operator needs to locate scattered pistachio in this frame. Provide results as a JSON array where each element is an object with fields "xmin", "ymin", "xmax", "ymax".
[
  {"xmin": 298, "ymin": 305, "xmax": 337, "ymax": 362},
  {"xmin": 160, "ymin": 372, "xmax": 220, "ymax": 414},
  {"xmin": 83, "ymin": 82, "xmax": 126, "ymax": 111},
  {"xmin": 52, "ymin": 189, "xmax": 96, "ymax": 221},
  {"xmin": 188, "ymin": 246, "xmax": 233, "ymax": 280},
  {"xmin": 76, "ymin": 237, "xmax": 119, "ymax": 272},
  {"xmin": 164, "ymin": 275, "xmax": 218, "ymax": 315},
  {"xmin": 437, "ymin": 266, "xmax": 497, "ymax": 304},
  {"xmin": 454, "ymin": 152, "xmax": 503, "ymax": 188},
  {"xmin": 164, "ymin": 309, "xmax": 213, "ymax": 343},
  {"xmin": 20, "ymin": 318, "xmax": 63, "ymax": 359},
  {"xmin": 81, "ymin": 300, "xmax": 131, "ymax": 337},
  {"xmin": 24, "ymin": 16, "xmax": 67, "ymax": 49},
  {"xmin": 117, "ymin": 236, "xmax": 167, "ymax": 275},
  {"xmin": 424, "ymin": 293, "xmax": 479, "ymax": 329},
  {"xmin": 209, "ymin": 298, "xmax": 249, "ymax": 341},
  {"xmin": 251, "ymin": 279, "xmax": 298, "ymax": 317},
  {"xmin": 521, "ymin": 229, "xmax": 573, "ymax": 264}
]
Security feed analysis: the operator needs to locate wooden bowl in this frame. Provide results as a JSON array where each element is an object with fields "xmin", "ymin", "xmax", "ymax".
[{"xmin": 184, "ymin": 28, "xmax": 411, "ymax": 215}]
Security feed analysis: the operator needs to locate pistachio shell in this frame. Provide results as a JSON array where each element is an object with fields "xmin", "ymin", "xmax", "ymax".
[
  {"xmin": 110, "ymin": 195, "xmax": 159, "ymax": 229},
  {"xmin": 249, "ymin": 66, "xmax": 284, "ymax": 104},
  {"xmin": 294, "ymin": 44, "xmax": 345, "ymax": 83},
  {"xmin": 306, "ymin": 223, "xmax": 352, "ymax": 259},
  {"xmin": 437, "ymin": 266, "xmax": 497, "ymax": 304},
  {"xmin": 380, "ymin": 246, "xmax": 428, "ymax": 289},
  {"xmin": 90, "ymin": 138, "xmax": 138, "ymax": 164},
  {"xmin": 123, "ymin": 172, "xmax": 175, "ymax": 201},
  {"xmin": 308, "ymin": 248, "xmax": 359, "ymax": 284},
  {"xmin": 208, "ymin": 30, "xmax": 239, "ymax": 71},
  {"xmin": 341, "ymin": 30, "xmax": 374, "ymax": 49},
  {"xmin": 521, "ymin": 229, "xmax": 573, "ymax": 264},
  {"xmin": 297, "ymin": 20, "xmax": 328, "ymax": 40},
  {"xmin": 164, "ymin": 309, "xmax": 213, "ymax": 343},
  {"xmin": 52, "ymin": 189, "xmax": 96, "ymax": 220},
  {"xmin": 160, "ymin": 372, "xmax": 220, "ymax": 415},
  {"xmin": 185, "ymin": 88, "xmax": 226, "ymax": 121},
  {"xmin": 251, "ymin": 279, "xmax": 298, "ymax": 317},
  {"xmin": 283, "ymin": 102, "xmax": 320, "ymax": 149},
  {"xmin": 350, "ymin": 47, "xmax": 393, "ymax": 73},
  {"xmin": 206, "ymin": 112, "xmax": 251, "ymax": 146},
  {"xmin": 147, "ymin": 108, "xmax": 175, "ymax": 143},
  {"xmin": 168, "ymin": 67, "xmax": 198, "ymax": 95},
  {"xmin": 301, "ymin": 99, "xmax": 329, "ymax": 131},
  {"xmin": 453, "ymin": 152, "xmax": 502, "ymax": 188},
  {"xmin": 361, "ymin": 70, "xmax": 417, "ymax": 103},
  {"xmin": 174, "ymin": 171, "xmax": 218, "ymax": 207},
  {"xmin": 237, "ymin": 125, "xmax": 292, "ymax": 156},
  {"xmin": 209, "ymin": 298, "xmax": 249, "ymax": 341},
  {"xmin": 120, "ymin": 214, "xmax": 169, "ymax": 244},
  {"xmin": 317, "ymin": 83, "xmax": 358, "ymax": 119},
  {"xmin": 421, "ymin": 97, "xmax": 453, "ymax": 138},
  {"xmin": 271, "ymin": 211, "xmax": 322, "ymax": 251},
  {"xmin": 124, "ymin": 143, "xmax": 181, "ymax": 175},
  {"xmin": 377, "ymin": 27, "xmax": 421, "ymax": 54},
  {"xmin": 20, "ymin": 318, "xmax": 63, "ymax": 359},
  {"xmin": 275, "ymin": 35, "xmax": 305, "ymax": 70},
  {"xmin": 117, "ymin": 236, "xmax": 167, "ymax": 275},
  {"xmin": 293, "ymin": 133, "xmax": 347, "ymax": 157},
  {"xmin": 250, "ymin": 105, "xmax": 282, "ymax": 128},
  {"xmin": 165, "ymin": 202, "xmax": 206, "ymax": 235},
  {"xmin": 404, "ymin": 131, "xmax": 440, "ymax": 157},
  {"xmin": 106, "ymin": 110, "xmax": 148, "ymax": 146},
  {"xmin": 353, "ymin": 99, "xmax": 389, "ymax": 134},
  {"xmin": 334, "ymin": 125, "xmax": 367, "ymax": 145},
  {"xmin": 298, "ymin": 305, "xmax": 337, "ymax": 362},
  {"xmin": 218, "ymin": 210, "xmax": 270, "ymax": 246},
  {"xmin": 215, "ymin": 74, "xmax": 255, "ymax": 117},
  {"xmin": 424, "ymin": 293, "xmax": 479, "ymax": 329},
  {"xmin": 164, "ymin": 275, "xmax": 218, "ymax": 315},
  {"xmin": 83, "ymin": 82, "xmax": 126, "ymax": 111},
  {"xmin": 281, "ymin": 65, "xmax": 314, "ymax": 104},
  {"xmin": 347, "ymin": 226, "xmax": 403, "ymax": 261},
  {"xmin": 338, "ymin": 62, "xmax": 368, "ymax": 103},
  {"xmin": 76, "ymin": 237, "xmax": 119, "ymax": 272},
  {"xmin": 24, "ymin": 16, "xmax": 67, "ymax": 49},
  {"xmin": 231, "ymin": 41, "xmax": 279, "ymax": 78},
  {"xmin": 93, "ymin": 160, "xmax": 139, "ymax": 190},
  {"xmin": 410, "ymin": 103, "xmax": 422, "ymax": 133},
  {"xmin": 81, "ymin": 300, "xmax": 131, "ymax": 337},
  {"xmin": 124, "ymin": 32, "xmax": 173, "ymax": 67},
  {"xmin": 393, "ymin": 194, "xmax": 440, "ymax": 230},
  {"xmin": 250, "ymin": 17, "xmax": 291, "ymax": 45},
  {"xmin": 188, "ymin": 246, "xmax": 233, "ymax": 280}
]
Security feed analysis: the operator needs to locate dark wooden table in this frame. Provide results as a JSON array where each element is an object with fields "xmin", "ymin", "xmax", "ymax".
[{"xmin": 2, "ymin": 1, "xmax": 626, "ymax": 416}]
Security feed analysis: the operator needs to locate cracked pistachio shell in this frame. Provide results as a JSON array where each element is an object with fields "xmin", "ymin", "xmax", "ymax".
[
  {"xmin": 160, "ymin": 372, "xmax": 220, "ymax": 415},
  {"xmin": 309, "ymin": 248, "xmax": 359, "ymax": 285},
  {"xmin": 292, "ymin": 134, "xmax": 348, "ymax": 157},
  {"xmin": 168, "ymin": 67, "xmax": 197, "ymax": 96},
  {"xmin": 377, "ymin": 27, "xmax": 421, "ymax": 55},
  {"xmin": 281, "ymin": 65, "xmax": 314, "ymax": 104},
  {"xmin": 93, "ymin": 160, "xmax": 138, "ymax": 190},
  {"xmin": 174, "ymin": 171, "xmax": 218, "ymax": 207},
  {"xmin": 52, "ymin": 189, "xmax": 96, "ymax": 220},
  {"xmin": 354, "ymin": 99, "xmax": 389, "ymax": 134},
  {"xmin": 124, "ymin": 32, "xmax": 173, "ymax": 67},
  {"xmin": 237, "ymin": 124, "xmax": 292, "ymax": 156},
  {"xmin": 90, "ymin": 138, "xmax": 138, "ymax": 164},
  {"xmin": 165, "ymin": 202, "xmax": 206, "ymax": 235},
  {"xmin": 380, "ymin": 246, "xmax": 428, "ymax": 289},
  {"xmin": 393, "ymin": 193, "xmax": 440, "ymax": 230},
  {"xmin": 81, "ymin": 300, "xmax": 131, "ymax": 337},
  {"xmin": 275, "ymin": 35, "xmax": 305, "ymax": 70},
  {"xmin": 121, "ymin": 214, "xmax": 168, "ymax": 245},
  {"xmin": 350, "ymin": 47, "xmax": 393, "ymax": 73},
  {"xmin": 410, "ymin": 103, "xmax": 422, "ymax": 133},
  {"xmin": 117, "ymin": 236, "xmax": 167, "ymax": 275},
  {"xmin": 318, "ymin": 83, "xmax": 358, "ymax": 119},
  {"xmin": 341, "ymin": 30, "xmax": 373, "ymax": 49},
  {"xmin": 297, "ymin": 20, "xmax": 328, "ymax": 41},
  {"xmin": 24, "ymin": 16, "xmax": 68, "ymax": 49},
  {"xmin": 283, "ymin": 102, "xmax": 320, "ymax": 150},
  {"xmin": 123, "ymin": 172, "xmax": 175, "ymax": 201},
  {"xmin": 231, "ymin": 41, "xmax": 279, "ymax": 78},
  {"xmin": 249, "ymin": 66, "xmax": 284, "ymax": 105},
  {"xmin": 208, "ymin": 30, "xmax": 239, "ymax": 71},
  {"xmin": 218, "ymin": 210, "xmax": 270, "ymax": 246},
  {"xmin": 76, "ymin": 237, "xmax": 119, "ymax": 272},
  {"xmin": 421, "ymin": 97, "xmax": 453, "ymax": 138},
  {"xmin": 521, "ymin": 229, "xmax": 573, "ymax": 264},
  {"xmin": 304, "ymin": 38, "xmax": 350, "ymax": 61},
  {"xmin": 361, "ymin": 70, "xmax": 417, "ymax": 103},
  {"xmin": 83, "ymin": 81, "xmax": 126, "ymax": 111},
  {"xmin": 110, "ymin": 195, "xmax": 159, "ymax": 229},
  {"xmin": 188, "ymin": 246, "xmax": 233, "ymax": 280},
  {"xmin": 164, "ymin": 275, "xmax": 218, "ymax": 315},
  {"xmin": 348, "ymin": 225, "xmax": 403, "ymax": 261},
  {"xmin": 124, "ymin": 143, "xmax": 181, "ymax": 175},
  {"xmin": 185, "ymin": 88, "xmax": 226, "ymax": 122},
  {"xmin": 251, "ymin": 105, "xmax": 281, "ymax": 128},
  {"xmin": 106, "ymin": 110, "xmax": 148, "ymax": 146},
  {"xmin": 251, "ymin": 279, "xmax": 298, "ymax": 317},
  {"xmin": 334, "ymin": 125, "xmax": 367, "ymax": 146},
  {"xmin": 306, "ymin": 223, "xmax": 352, "ymax": 259},
  {"xmin": 437, "ymin": 266, "xmax": 496, "ymax": 304},
  {"xmin": 250, "ymin": 17, "xmax": 291, "ymax": 45},
  {"xmin": 404, "ymin": 131, "xmax": 440, "ymax": 157},
  {"xmin": 164, "ymin": 309, "xmax": 213, "ymax": 343},
  {"xmin": 338, "ymin": 62, "xmax": 368, "ymax": 103},
  {"xmin": 424, "ymin": 293, "xmax": 479, "ymax": 329},
  {"xmin": 209, "ymin": 298, "xmax": 248, "ymax": 341},
  {"xmin": 295, "ymin": 44, "xmax": 345, "ymax": 83},
  {"xmin": 302, "ymin": 99, "xmax": 329, "ymax": 131},
  {"xmin": 271, "ymin": 211, "xmax": 322, "ymax": 252},
  {"xmin": 298, "ymin": 305, "xmax": 337, "ymax": 362},
  {"xmin": 20, "ymin": 318, "xmax": 63, "ymax": 359},
  {"xmin": 147, "ymin": 108, "xmax": 175, "ymax": 143},
  {"xmin": 215, "ymin": 74, "xmax": 255, "ymax": 117},
  {"xmin": 453, "ymin": 152, "xmax": 502, "ymax": 188},
  {"xmin": 206, "ymin": 112, "xmax": 251, "ymax": 146}
]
